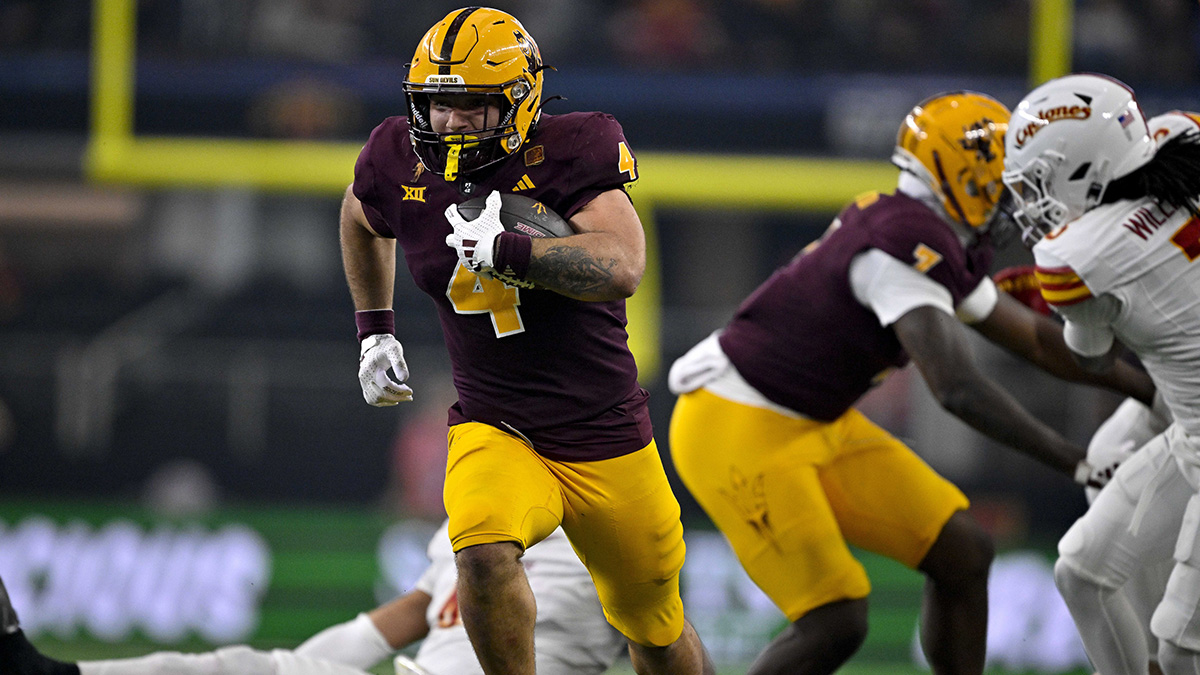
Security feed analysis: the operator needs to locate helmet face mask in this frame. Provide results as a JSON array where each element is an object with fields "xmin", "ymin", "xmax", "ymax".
[
  {"xmin": 892, "ymin": 91, "xmax": 1011, "ymax": 231},
  {"xmin": 1003, "ymin": 152, "xmax": 1070, "ymax": 243},
  {"xmin": 1002, "ymin": 73, "xmax": 1154, "ymax": 243},
  {"xmin": 403, "ymin": 8, "xmax": 545, "ymax": 181}
]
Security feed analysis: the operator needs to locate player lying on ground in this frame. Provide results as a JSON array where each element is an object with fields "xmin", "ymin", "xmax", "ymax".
[{"xmin": 0, "ymin": 522, "xmax": 624, "ymax": 675}]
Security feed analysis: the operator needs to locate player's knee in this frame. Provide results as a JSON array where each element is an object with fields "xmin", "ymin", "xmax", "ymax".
[
  {"xmin": 956, "ymin": 522, "xmax": 994, "ymax": 579},
  {"xmin": 1157, "ymin": 641, "xmax": 1200, "ymax": 675},
  {"xmin": 922, "ymin": 513, "xmax": 993, "ymax": 585},
  {"xmin": 805, "ymin": 599, "xmax": 869, "ymax": 657},
  {"xmin": 455, "ymin": 541, "xmax": 524, "ymax": 586},
  {"xmin": 1053, "ymin": 556, "xmax": 1081, "ymax": 596},
  {"xmin": 750, "ymin": 601, "xmax": 867, "ymax": 675},
  {"xmin": 1152, "ymin": 560, "xmax": 1200, "ymax": 654},
  {"xmin": 1053, "ymin": 556, "xmax": 1107, "ymax": 606}
]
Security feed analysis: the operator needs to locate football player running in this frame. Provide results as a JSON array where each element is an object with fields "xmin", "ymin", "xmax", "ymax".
[
  {"xmin": 0, "ymin": 523, "xmax": 625, "ymax": 675},
  {"xmin": 343, "ymin": 7, "xmax": 712, "ymax": 675},
  {"xmin": 667, "ymin": 91, "xmax": 1157, "ymax": 675},
  {"xmin": 1005, "ymin": 74, "xmax": 1200, "ymax": 675}
]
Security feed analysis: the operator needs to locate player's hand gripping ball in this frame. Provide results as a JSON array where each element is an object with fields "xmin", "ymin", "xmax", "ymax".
[{"xmin": 445, "ymin": 191, "xmax": 572, "ymax": 288}]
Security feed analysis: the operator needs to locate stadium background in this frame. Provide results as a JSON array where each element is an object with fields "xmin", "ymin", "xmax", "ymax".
[{"xmin": 0, "ymin": 0, "xmax": 1196, "ymax": 672}]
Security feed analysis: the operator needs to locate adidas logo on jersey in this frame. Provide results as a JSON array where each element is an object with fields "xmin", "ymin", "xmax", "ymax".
[{"xmin": 513, "ymin": 175, "xmax": 536, "ymax": 191}]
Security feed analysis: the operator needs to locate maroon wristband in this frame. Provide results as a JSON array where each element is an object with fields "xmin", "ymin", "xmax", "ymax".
[
  {"xmin": 493, "ymin": 231, "xmax": 533, "ymax": 280},
  {"xmin": 355, "ymin": 309, "xmax": 395, "ymax": 341}
]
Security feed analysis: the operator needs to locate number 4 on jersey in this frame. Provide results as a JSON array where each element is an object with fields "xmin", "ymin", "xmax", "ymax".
[
  {"xmin": 618, "ymin": 141, "xmax": 637, "ymax": 181},
  {"xmin": 446, "ymin": 264, "xmax": 526, "ymax": 337}
]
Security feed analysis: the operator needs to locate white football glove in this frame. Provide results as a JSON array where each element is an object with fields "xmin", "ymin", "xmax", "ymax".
[
  {"xmin": 1082, "ymin": 396, "xmax": 1171, "ymax": 502},
  {"xmin": 358, "ymin": 334, "xmax": 413, "ymax": 406},
  {"xmin": 445, "ymin": 190, "xmax": 504, "ymax": 276}
]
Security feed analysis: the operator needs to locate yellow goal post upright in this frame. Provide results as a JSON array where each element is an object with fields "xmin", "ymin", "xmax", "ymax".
[{"xmin": 85, "ymin": 0, "xmax": 1070, "ymax": 381}]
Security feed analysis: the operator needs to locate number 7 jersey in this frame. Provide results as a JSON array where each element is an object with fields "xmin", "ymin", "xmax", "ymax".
[
  {"xmin": 1033, "ymin": 195, "xmax": 1200, "ymax": 435},
  {"xmin": 352, "ymin": 112, "xmax": 650, "ymax": 461}
]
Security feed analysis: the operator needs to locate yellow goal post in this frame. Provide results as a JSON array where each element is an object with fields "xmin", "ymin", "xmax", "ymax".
[{"xmin": 84, "ymin": 0, "xmax": 1071, "ymax": 380}]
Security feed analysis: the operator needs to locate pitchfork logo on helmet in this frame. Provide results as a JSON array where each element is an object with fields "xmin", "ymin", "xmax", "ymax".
[
  {"xmin": 403, "ymin": 7, "xmax": 546, "ymax": 181},
  {"xmin": 1002, "ymin": 73, "xmax": 1154, "ymax": 243},
  {"xmin": 891, "ymin": 91, "xmax": 1011, "ymax": 231}
]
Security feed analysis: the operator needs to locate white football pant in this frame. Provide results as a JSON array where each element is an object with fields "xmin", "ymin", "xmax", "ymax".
[
  {"xmin": 1056, "ymin": 426, "xmax": 1200, "ymax": 674},
  {"xmin": 1084, "ymin": 397, "xmax": 1174, "ymax": 659}
]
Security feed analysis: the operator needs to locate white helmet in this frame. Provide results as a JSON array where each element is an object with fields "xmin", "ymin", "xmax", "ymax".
[{"xmin": 1002, "ymin": 73, "xmax": 1154, "ymax": 242}]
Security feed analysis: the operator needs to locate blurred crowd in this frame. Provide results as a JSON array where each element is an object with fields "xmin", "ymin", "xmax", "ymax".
[
  {"xmin": 2, "ymin": 0, "xmax": 1197, "ymax": 83},
  {"xmin": 0, "ymin": 0, "xmax": 1197, "ymax": 532}
]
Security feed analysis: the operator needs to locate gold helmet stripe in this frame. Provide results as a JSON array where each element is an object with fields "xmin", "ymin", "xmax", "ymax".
[{"xmin": 437, "ymin": 7, "xmax": 482, "ymax": 74}]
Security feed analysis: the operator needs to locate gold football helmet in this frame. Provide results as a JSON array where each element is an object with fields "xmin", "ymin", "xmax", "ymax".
[
  {"xmin": 403, "ymin": 7, "xmax": 545, "ymax": 181},
  {"xmin": 892, "ymin": 91, "xmax": 1011, "ymax": 229}
]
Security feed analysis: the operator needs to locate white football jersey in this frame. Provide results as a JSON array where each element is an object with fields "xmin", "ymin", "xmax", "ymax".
[
  {"xmin": 413, "ymin": 524, "xmax": 625, "ymax": 675},
  {"xmin": 1033, "ymin": 196, "xmax": 1200, "ymax": 436}
]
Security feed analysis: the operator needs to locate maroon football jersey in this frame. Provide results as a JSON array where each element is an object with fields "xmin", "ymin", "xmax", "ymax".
[
  {"xmin": 719, "ymin": 191, "xmax": 994, "ymax": 421},
  {"xmin": 353, "ymin": 112, "xmax": 649, "ymax": 461}
]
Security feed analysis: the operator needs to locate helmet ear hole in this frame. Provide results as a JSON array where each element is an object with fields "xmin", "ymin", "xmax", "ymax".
[{"xmin": 1068, "ymin": 163, "xmax": 1091, "ymax": 181}]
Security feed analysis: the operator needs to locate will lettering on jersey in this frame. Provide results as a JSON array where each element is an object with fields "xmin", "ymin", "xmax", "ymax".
[{"xmin": 1122, "ymin": 202, "xmax": 1178, "ymax": 240}]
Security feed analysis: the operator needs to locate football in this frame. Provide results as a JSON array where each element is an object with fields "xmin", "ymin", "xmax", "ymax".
[{"xmin": 454, "ymin": 193, "xmax": 573, "ymax": 239}]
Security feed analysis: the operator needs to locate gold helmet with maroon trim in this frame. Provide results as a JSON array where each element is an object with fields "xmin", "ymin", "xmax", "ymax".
[
  {"xmin": 892, "ymin": 91, "xmax": 1011, "ymax": 229},
  {"xmin": 403, "ymin": 7, "xmax": 545, "ymax": 181}
]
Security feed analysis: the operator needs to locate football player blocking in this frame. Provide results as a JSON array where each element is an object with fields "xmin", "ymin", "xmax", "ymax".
[
  {"xmin": 344, "ymin": 6, "xmax": 713, "ymax": 675},
  {"xmin": 994, "ymin": 263, "xmax": 1171, "ymax": 675},
  {"xmin": 667, "ymin": 91, "xmax": 1157, "ymax": 675},
  {"xmin": 1005, "ymin": 75, "xmax": 1200, "ymax": 675}
]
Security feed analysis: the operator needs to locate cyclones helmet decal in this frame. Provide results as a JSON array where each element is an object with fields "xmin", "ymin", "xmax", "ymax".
[
  {"xmin": 403, "ymin": 7, "xmax": 546, "ymax": 181},
  {"xmin": 1001, "ymin": 73, "xmax": 1154, "ymax": 239}
]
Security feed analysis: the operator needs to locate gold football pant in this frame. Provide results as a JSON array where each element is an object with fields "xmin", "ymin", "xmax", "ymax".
[
  {"xmin": 669, "ymin": 388, "xmax": 968, "ymax": 620},
  {"xmin": 444, "ymin": 421, "xmax": 686, "ymax": 647}
]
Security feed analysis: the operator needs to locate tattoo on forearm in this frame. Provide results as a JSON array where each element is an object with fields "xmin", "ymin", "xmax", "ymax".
[{"xmin": 529, "ymin": 245, "xmax": 617, "ymax": 296}]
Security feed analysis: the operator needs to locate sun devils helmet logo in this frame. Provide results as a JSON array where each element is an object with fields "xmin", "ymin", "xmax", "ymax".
[
  {"xmin": 892, "ymin": 91, "xmax": 1011, "ymax": 229},
  {"xmin": 402, "ymin": 8, "xmax": 547, "ymax": 182},
  {"xmin": 960, "ymin": 121, "xmax": 998, "ymax": 164},
  {"xmin": 514, "ymin": 30, "xmax": 540, "ymax": 73}
]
